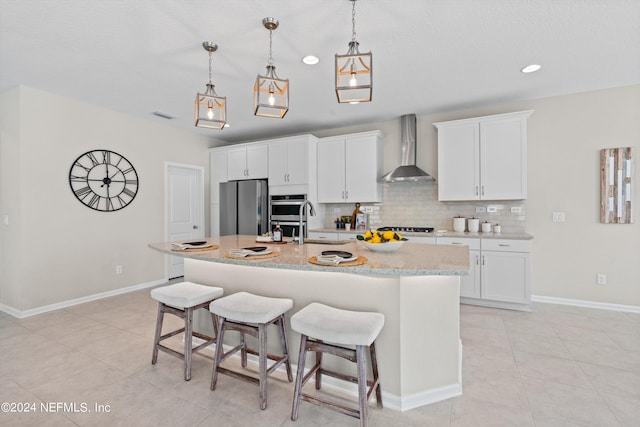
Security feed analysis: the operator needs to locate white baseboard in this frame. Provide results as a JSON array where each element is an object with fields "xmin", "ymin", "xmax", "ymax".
[
  {"xmin": 532, "ymin": 295, "xmax": 640, "ymax": 313},
  {"xmin": 0, "ymin": 278, "xmax": 168, "ymax": 318},
  {"xmin": 194, "ymin": 336, "xmax": 462, "ymax": 412}
]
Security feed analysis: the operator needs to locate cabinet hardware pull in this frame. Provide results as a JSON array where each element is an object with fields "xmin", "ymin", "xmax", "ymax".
[
  {"xmin": 475, "ymin": 255, "xmax": 479, "ymax": 265},
  {"xmin": 481, "ymin": 186, "xmax": 485, "ymax": 196},
  {"xmin": 498, "ymin": 244, "xmax": 510, "ymax": 247},
  {"xmin": 451, "ymin": 242, "xmax": 462, "ymax": 245},
  {"xmin": 341, "ymin": 191, "xmax": 345, "ymax": 200},
  {"xmin": 475, "ymin": 186, "xmax": 479, "ymax": 196},
  {"xmin": 345, "ymin": 191, "xmax": 349, "ymax": 200},
  {"xmin": 482, "ymin": 256, "xmax": 485, "ymax": 265}
]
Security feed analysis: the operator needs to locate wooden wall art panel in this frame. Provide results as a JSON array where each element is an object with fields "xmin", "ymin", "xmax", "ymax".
[{"xmin": 600, "ymin": 147, "xmax": 634, "ymax": 223}]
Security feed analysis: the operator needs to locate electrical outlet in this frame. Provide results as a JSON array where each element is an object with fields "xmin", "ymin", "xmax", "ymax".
[
  {"xmin": 116, "ymin": 265, "xmax": 123, "ymax": 275},
  {"xmin": 363, "ymin": 206, "xmax": 373, "ymax": 214},
  {"xmin": 475, "ymin": 207, "xmax": 487, "ymax": 213},
  {"xmin": 487, "ymin": 205, "xmax": 498, "ymax": 213},
  {"xmin": 511, "ymin": 207, "xmax": 522, "ymax": 214},
  {"xmin": 597, "ymin": 274, "xmax": 606, "ymax": 285},
  {"xmin": 552, "ymin": 212, "xmax": 566, "ymax": 222}
]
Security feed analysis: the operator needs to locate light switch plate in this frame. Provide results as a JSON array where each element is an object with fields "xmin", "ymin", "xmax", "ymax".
[
  {"xmin": 475, "ymin": 207, "xmax": 487, "ymax": 213},
  {"xmin": 552, "ymin": 212, "xmax": 566, "ymax": 222},
  {"xmin": 511, "ymin": 207, "xmax": 522, "ymax": 214},
  {"xmin": 487, "ymin": 205, "xmax": 498, "ymax": 213}
]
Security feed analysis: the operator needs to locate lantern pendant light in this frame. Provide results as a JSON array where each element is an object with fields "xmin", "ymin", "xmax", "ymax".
[
  {"xmin": 254, "ymin": 17, "xmax": 289, "ymax": 118},
  {"xmin": 335, "ymin": 0, "xmax": 372, "ymax": 104},
  {"xmin": 195, "ymin": 42, "xmax": 227, "ymax": 129}
]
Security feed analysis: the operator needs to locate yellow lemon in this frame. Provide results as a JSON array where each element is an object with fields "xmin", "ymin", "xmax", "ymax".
[
  {"xmin": 370, "ymin": 233, "xmax": 382, "ymax": 243},
  {"xmin": 364, "ymin": 230, "xmax": 373, "ymax": 239},
  {"xmin": 382, "ymin": 230, "xmax": 395, "ymax": 241}
]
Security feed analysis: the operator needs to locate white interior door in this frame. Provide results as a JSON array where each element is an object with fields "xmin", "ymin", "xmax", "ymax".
[{"xmin": 166, "ymin": 163, "xmax": 204, "ymax": 278}]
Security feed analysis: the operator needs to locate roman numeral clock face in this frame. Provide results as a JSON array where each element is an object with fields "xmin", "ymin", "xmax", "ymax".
[{"xmin": 69, "ymin": 150, "xmax": 139, "ymax": 212}]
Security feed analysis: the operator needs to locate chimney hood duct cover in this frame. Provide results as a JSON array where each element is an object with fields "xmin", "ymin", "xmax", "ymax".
[{"xmin": 381, "ymin": 114, "xmax": 433, "ymax": 182}]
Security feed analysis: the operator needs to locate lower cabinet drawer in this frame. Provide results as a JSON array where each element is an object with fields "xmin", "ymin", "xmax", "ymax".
[{"xmin": 481, "ymin": 239, "xmax": 531, "ymax": 252}]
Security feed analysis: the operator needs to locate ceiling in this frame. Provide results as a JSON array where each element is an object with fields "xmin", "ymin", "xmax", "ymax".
[{"xmin": 1, "ymin": 0, "xmax": 639, "ymax": 144}]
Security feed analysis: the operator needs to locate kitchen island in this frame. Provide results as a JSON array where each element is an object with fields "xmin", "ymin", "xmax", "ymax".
[{"xmin": 149, "ymin": 235, "xmax": 469, "ymax": 411}]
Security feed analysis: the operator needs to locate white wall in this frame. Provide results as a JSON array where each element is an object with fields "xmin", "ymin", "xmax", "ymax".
[{"xmin": 0, "ymin": 86, "xmax": 214, "ymax": 312}]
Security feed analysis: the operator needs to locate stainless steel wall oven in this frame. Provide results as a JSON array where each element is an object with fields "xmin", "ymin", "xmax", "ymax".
[{"xmin": 269, "ymin": 194, "xmax": 308, "ymax": 238}]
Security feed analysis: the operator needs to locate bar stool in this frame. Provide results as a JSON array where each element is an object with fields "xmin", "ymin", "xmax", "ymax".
[
  {"xmin": 151, "ymin": 281, "xmax": 224, "ymax": 381},
  {"xmin": 209, "ymin": 292, "xmax": 293, "ymax": 410},
  {"xmin": 290, "ymin": 303, "xmax": 384, "ymax": 427}
]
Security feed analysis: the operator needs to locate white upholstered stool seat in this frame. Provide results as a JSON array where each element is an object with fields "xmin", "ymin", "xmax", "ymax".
[
  {"xmin": 150, "ymin": 282, "xmax": 224, "ymax": 381},
  {"xmin": 151, "ymin": 281, "xmax": 224, "ymax": 309},
  {"xmin": 290, "ymin": 303, "xmax": 384, "ymax": 346},
  {"xmin": 209, "ymin": 291, "xmax": 293, "ymax": 324},
  {"xmin": 209, "ymin": 292, "xmax": 294, "ymax": 410},
  {"xmin": 290, "ymin": 303, "xmax": 384, "ymax": 427}
]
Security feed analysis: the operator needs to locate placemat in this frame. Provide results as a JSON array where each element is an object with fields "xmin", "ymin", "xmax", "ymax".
[
  {"xmin": 307, "ymin": 255, "xmax": 368, "ymax": 267},
  {"xmin": 172, "ymin": 244, "xmax": 220, "ymax": 252},
  {"xmin": 225, "ymin": 251, "xmax": 281, "ymax": 260}
]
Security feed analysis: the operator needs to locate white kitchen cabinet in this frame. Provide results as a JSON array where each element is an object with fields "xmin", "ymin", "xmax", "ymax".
[
  {"xmin": 227, "ymin": 144, "xmax": 268, "ymax": 180},
  {"xmin": 480, "ymin": 239, "xmax": 531, "ymax": 306},
  {"xmin": 317, "ymin": 130, "xmax": 383, "ymax": 203},
  {"xmin": 268, "ymin": 135, "xmax": 315, "ymax": 187},
  {"xmin": 434, "ymin": 110, "xmax": 532, "ymax": 201},
  {"xmin": 437, "ymin": 237, "xmax": 481, "ymax": 299}
]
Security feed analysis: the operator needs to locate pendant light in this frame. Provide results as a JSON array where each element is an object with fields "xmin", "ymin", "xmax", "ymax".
[
  {"xmin": 195, "ymin": 42, "xmax": 227, "ymax": 129},
  {"xmin": 254, "ymin": 17, "xmax": 289, "ymax": 118},
  {"xmin": 335, "ymin": 0, "xmax": 372, "ymax": 103}
]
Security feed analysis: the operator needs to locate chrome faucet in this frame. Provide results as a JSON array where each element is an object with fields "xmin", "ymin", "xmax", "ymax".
[{"xmin": 298, "ymin": 200, "xmax": 316, "ymax": 245}]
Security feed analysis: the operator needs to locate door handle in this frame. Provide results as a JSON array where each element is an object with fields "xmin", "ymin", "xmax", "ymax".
[{"xmin": 193, "ymin": 225, "xmax": 199, "ymax": 229}]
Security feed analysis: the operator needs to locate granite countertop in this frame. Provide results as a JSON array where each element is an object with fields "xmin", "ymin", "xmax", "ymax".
[
  {"xmin": 311, "ymin": 228, "xmax": 533, "ymax": 240},
  {"xmin": 149, "ymin": 235, "xmax": 469, "ymax": 277}
]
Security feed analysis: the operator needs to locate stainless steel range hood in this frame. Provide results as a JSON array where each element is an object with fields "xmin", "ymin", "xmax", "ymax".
[{"xmin": 381, "ymin": 114, "xmax": 434, "ymax": 182}]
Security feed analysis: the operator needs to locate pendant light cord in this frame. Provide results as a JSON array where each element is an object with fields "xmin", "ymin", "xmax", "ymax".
[
  {"xmin": 351, "ymin": 0, "xmax": 357, "ymax": 42},
  {"xmin": 208, "ymin": 51, "xmax": 213, "ymax": 84},
  {"xmin": 268, "ymin": 28, "xmax": 274, "ymax": 66}
]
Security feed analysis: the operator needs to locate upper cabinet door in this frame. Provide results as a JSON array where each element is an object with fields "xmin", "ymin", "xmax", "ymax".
[
  {"xmin": 317, "ymin": 137, "xmax": 347, "ymax": 203},
  {"xmin": 227, "ymin": 147, "xmax": 248, "ymax": 180},
  {"xmin": 435, "ymin": 110, "xmax": 532, "ymax": 201},
  {"xmin": 245, "ymin": 144, "xmax": 268, "ymax": 179},
  {"xmin": 286, "ymin": 140, "xmax": 308, "ymax": 185},
  {"xmin": 268, "ymin": 137, "xmax": 309, "ymax": 187},
  {"xmin": 345, "ymin": 133, "xmax": 382, "ymax": 203},
  {"xmin": 268, "ymin": 141, "xmax": 288, "ymax": 186},
  {"xmin": 481, "ymin": 116, "xmax": 527, "ymax": 200},
  {"xmin": 436, "ymin": 122, "xmax": 480, "ymax": 201},
  {"xmin": 227, "ymin": 144, "xmax": 268, "ymax": 180}
]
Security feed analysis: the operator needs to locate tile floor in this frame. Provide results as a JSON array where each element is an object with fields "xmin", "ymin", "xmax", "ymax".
[{"xmin": 1, "ymin": 286, "xmax": 639, "ymax": 426}]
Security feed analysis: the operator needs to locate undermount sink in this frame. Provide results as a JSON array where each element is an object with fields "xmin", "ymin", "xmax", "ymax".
[{"xmin": 301, "ymin": 239, "xmax": 349, "ymax": 245}]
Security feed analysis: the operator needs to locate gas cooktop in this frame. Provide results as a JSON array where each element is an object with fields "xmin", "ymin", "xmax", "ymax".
[{"xmin": 377, "ymin": 226, "xmax": 435, "ymax": 233}]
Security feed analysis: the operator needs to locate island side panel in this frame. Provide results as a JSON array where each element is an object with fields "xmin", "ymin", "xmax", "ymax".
[{"xmin": 399, "ymin": 275, "xmax": 461, "ymax": 403}]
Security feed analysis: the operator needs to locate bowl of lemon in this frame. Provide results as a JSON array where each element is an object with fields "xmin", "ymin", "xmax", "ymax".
[{"xmin": 357, "ymin": 230, "xmax": 408, "ymax": 252}]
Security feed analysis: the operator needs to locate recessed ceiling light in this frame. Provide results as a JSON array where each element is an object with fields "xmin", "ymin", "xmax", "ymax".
[
  {"xmin": 302, "ymin": 55, "xmax": 319, "ymax": 65},
  {"xmin": 521, "ymin": 64, "xmax": 541, "ymax": 73},
  {"xmin": 223, "ymin": 123, "xmax": 230, "ymax": 128}
]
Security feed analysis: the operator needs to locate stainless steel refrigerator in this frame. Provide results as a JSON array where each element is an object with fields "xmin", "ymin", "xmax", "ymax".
[{"xmin": 219, "ymin": 180, "xmax": 268, "ymax": 236}]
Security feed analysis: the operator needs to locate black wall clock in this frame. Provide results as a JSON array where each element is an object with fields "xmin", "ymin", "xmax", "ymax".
[{"xmin": 69, "ymin": 149, "xmax": 139, "ymax": 212}]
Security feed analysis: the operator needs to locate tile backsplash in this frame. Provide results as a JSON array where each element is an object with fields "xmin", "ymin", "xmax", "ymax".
[{"xmin": 321, "ymin": 181, "xmax": 527, "ymax": 232}]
